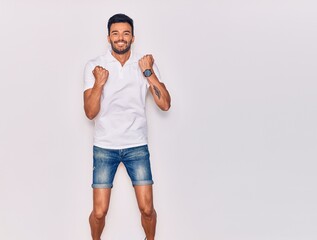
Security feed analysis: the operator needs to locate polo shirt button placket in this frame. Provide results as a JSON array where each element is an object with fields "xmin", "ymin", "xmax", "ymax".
[{"xmin": 119, "ymin": 66, "xmax": 124, "ymax": 79}]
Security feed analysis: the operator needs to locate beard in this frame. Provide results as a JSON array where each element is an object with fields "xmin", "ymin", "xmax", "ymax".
[{"xmin": 110, "ymin": 40, "xmax": 133, "ymax": 55}]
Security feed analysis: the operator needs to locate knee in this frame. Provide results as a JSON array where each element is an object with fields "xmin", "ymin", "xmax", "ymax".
[
  {"xmin": 139, "ymin": 205, "xmax": 155, "ymax": 219},
  {"xmin": 92, "ymin": 208, "xmax": 108, "ymax": 220}
]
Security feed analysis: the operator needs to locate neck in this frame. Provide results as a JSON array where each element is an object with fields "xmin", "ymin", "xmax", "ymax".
[{"xmin": 111, "ymin": 50, "xmax": 131, "ymax": 66}]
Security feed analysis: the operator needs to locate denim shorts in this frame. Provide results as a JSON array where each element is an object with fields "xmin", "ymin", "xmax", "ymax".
[{"xmin": 92, "ymin": 145, "xmax": 154, "ymax": 188}]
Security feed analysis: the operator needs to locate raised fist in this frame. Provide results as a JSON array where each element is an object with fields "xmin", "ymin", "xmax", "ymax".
[
  {"xmin": 92, "ymin": 66, "xmax": 109, "ymax": 88},
  {"xmin": 138, "ymin": 54, "xmax": 154, "ymax": 72}
]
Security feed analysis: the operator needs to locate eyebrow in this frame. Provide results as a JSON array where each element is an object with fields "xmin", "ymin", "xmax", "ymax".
[{"xmin": 111, "ymin": 30, "xmax": 131, "ymax": 33}]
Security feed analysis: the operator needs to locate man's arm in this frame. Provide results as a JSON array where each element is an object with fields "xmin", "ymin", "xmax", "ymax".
[
  {"xmin": 139, "ymin": 55, "xmax": 171, "ymax": 111},
  {"xmin": 84, "ymin": 66, "xmax": 109, "ymax": 120}
]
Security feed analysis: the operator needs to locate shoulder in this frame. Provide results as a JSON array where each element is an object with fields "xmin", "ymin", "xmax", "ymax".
[
  {"xmin": 130, "ymin": 51, "xmax": 143, "ymax": 63},
  {"xmin": 85, "ymin": 54, "xmax": 108, "ymax": 67}
]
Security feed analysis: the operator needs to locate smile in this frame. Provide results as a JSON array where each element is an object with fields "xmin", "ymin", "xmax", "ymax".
[{"xmin": 116, "ymin": 42, "xmax": 126, "ymax": 46}]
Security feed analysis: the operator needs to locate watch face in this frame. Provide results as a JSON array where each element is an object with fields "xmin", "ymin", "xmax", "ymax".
[{"xmin": 144, "ymin": 69, "xmax": 152, "ymax": 77}]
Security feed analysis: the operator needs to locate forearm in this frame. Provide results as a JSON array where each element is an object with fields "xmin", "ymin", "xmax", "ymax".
[
  {"xmin": 84, "ymin": 85, "xmax": 103, "ymax": 120},
  {"xmin": 147, "ymin": 74, "xmax": 171, "ymax": 111},
  {"xmin": 138, "ymin": 54, "xmax": 170, "ymax": 111}
]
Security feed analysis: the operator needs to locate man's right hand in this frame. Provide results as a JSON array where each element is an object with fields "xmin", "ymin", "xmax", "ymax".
[{"xmin": 92, "ymin": 66, "xmax": 109, "ymax": 88}]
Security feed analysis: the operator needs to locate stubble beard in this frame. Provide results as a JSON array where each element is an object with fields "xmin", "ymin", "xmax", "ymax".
[{"xmin": 110, "ymin": 40, "xmax": 132, "ymax": 55}]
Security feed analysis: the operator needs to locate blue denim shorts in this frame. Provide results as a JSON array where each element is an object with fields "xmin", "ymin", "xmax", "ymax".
[{"xmin": 92, "ymin": 145, "xmax": 154, "ymax": 188}]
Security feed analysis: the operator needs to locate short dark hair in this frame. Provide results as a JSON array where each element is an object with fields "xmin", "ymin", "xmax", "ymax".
[{"xmin": 107, "ymin": 13, "xmax": 134, "ymax": 36}]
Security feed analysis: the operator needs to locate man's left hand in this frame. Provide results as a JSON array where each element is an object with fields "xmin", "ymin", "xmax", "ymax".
[{"xmin": 138, "ymin": 54, "xmax": 154, "ymax": 72}]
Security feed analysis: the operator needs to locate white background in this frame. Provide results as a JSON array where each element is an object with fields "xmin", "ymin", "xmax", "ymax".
[{"xmin": 0, "ymin": 0, "xmax": 316, "ymax": 240}]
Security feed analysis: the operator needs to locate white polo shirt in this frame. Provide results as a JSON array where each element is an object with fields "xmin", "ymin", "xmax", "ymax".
[{"xmin": 84, "ymin": 49, "xmax": 161, "ymax": 149}]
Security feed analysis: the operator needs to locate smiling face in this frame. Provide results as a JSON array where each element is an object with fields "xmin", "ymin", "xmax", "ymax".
[{"xmin": 108, "ymin": 22, "xmax": 134, "ymax": 55}]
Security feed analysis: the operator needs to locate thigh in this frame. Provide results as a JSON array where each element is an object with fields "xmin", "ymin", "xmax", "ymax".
[
  {"xmin": 134, "ymin": 185, "xmax": 154, "ymax": 209},
  {"xmin": 122, "ymin": 145, "xmax": 154, "ymax": 186},
  {"xmin": 93, "ymin": 188, "xmax": 112, "ymax": 214},
  {"xmin": 92, "ymin": 146, "xmax": 120, "ymax": 188}
]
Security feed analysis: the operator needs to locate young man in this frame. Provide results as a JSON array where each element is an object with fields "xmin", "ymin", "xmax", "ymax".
[{"xmin": 83, "ymin": 13, "xmax": 171, "ymax": 240}]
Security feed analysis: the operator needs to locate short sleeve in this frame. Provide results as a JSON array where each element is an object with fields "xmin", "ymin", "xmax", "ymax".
[{"xmin": 83, "ymin": 61, "xmax": 95, "ymax": 92}]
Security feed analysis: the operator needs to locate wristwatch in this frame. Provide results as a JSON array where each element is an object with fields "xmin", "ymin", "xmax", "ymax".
[{"xmin": 143, "ymin": 69, "xmax": 153, "ymax": 77}]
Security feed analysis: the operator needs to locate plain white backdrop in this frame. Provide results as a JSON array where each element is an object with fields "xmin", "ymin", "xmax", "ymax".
[{"xmin": 0, "ymin": 0, "xmax": 316, "ymax": 240}]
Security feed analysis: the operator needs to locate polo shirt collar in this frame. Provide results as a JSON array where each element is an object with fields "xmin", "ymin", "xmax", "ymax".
[{"xmin": 104, "ymin": 46, "xmax": 138, "ymax": 65}]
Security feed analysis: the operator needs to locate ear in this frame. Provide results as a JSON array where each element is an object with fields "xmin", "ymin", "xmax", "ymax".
[
  {"xmin": 132, "ymin": 36, "xmax": 135, "ymax": 43},
  {"xmin": 107, "ymin": 35, "xmax": 110, "ymax": 43}
]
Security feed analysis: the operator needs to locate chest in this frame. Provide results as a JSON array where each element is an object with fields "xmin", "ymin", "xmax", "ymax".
[{"xmin": 102, "ymin": 62, "xmax": 148, "ymax": 99}]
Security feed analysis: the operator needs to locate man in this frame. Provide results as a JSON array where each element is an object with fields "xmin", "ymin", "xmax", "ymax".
[{"xmin": 83, "ymin": 13, "xmax": 171, "ymax": 240}]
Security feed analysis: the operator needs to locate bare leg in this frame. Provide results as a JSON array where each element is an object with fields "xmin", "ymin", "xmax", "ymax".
[
  {"xmin": 89, "ymin": 188, "xmax": 111, "ymax": 240},
  {"xmin": 134, "ymin": 185, "xmax": 157, "ymax": 240}
]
